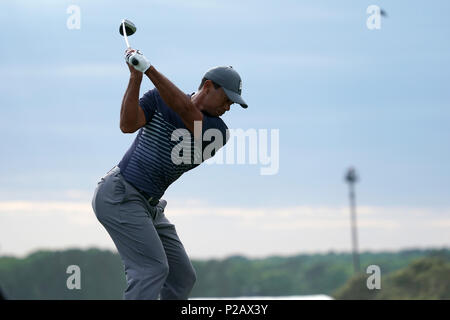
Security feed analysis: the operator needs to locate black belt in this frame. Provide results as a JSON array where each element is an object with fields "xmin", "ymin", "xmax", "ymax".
[{"xmin": 128, "ymin": 181, "xmax": 160, "ymax": 206}]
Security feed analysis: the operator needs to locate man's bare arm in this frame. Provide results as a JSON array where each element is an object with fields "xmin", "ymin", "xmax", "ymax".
[
  {"xmin": 120, "ymin": 66, "xmax": 147, "ymax": 133},
  {"xmin": 144, "ymin": 65, "xmax": 203, "ymax": 136}
]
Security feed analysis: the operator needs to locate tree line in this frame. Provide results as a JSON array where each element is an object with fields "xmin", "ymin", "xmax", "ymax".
[{"xmin": 0, "ymin": 247, "xmax": 448, "ymax": 299}]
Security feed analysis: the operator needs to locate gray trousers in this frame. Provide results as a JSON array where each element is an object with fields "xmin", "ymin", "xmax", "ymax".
[{"xmin": 91, "ymin": 166, "xmax": 196, "ymax": 300}]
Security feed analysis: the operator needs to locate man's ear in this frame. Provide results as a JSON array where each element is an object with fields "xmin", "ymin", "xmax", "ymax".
[{"xmin": 203, "ymin": 80, "xmax": 213, "ymax": 93}]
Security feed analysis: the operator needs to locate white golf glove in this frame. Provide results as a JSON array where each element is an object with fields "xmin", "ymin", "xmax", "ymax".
[{"xmin": 125, "ymin": 49, "xmax": 151, "ymax": 73}]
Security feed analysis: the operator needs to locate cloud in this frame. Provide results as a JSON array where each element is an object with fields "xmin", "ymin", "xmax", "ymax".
[
  {"xmin": 150, "ymin": 0, "xmax": 225, "ymax": 9},
  {"xmin": 1, "ymin": 199, "xmax": 449, "ymax": 230},
  {"xmin": 64, "ymin": 189, "xmax": 95, "ymax": 201},
  {"xmin": 0, "ymin": 51, "xmax": 339, "ymax": 81},
  {"xmin": 0, "ymin": 63, "xmax": 125, "ymax": 78},
  {"xmin": 0, "ymin": 201, "xmax": 90, "ymax": 216},
  {"xmin": 0, "ymin": 198, "xmax": 449, "ymax": 258},
  {"xmin": 149, "ymin": 0, "xmax": 354, "ymax": 22}
]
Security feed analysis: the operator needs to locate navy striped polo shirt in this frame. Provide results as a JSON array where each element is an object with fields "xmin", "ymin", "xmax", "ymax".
[{"xmin": 118, "ymin": 88, "xmax": 228, "ymax": 200}]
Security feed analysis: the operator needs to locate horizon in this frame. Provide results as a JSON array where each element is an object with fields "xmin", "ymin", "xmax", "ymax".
[
  {"xmin": 1, "ymin": 0, "xmax": 449, "ymax": 259},
  {"xmin": 2, "ymin": 245, "xmax": 448, "ymax": 261}
]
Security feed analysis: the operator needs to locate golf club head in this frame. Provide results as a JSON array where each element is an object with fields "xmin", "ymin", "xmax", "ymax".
[{"xmin": 119, "ymin": 19, "xmax": 136, "ymax": 36}]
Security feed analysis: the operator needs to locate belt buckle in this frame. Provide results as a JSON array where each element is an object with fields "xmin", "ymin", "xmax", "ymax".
[
  {"xmin": 148, "ymin": 196, "xmax": 159, "ymax": 206},
  {"xmin": 135, "ymin": 186, "xmax": 158, "ymax": 206}
]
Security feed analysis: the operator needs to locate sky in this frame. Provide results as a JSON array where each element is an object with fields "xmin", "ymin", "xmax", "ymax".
[{"xmin": 0, "ymin": 0, "xmax": 449, "ymax": 259}]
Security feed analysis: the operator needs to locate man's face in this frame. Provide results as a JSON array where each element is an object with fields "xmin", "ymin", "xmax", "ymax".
[{"xmin": 202, "ymin": 81, "xmax": 233, "ymax": 117}]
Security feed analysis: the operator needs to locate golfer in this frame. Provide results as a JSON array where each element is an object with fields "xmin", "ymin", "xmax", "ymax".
[{"xmin": 91, "ymin": 48, "xmax": 248, "ymax": 300}]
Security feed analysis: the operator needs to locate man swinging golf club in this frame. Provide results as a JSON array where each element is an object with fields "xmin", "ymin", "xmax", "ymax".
[{"xmin": 91, "ymin": 19, "xmax": 248, "ymax": 300}]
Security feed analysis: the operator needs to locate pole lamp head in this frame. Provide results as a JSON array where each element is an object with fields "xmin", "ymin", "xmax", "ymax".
[{"xmin": 345, "ymin": 167, "xmax": 358, "ymax": 184}]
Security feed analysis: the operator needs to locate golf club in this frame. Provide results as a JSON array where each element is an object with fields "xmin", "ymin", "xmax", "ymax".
[{"xmin": 119, "ymin": 19, "xmax": 140, "ymax": 66}]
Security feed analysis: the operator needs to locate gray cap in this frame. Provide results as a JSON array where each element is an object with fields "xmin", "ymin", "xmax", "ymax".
[{"xmin": 203, "ymin": 66, "xmax": 248, "ymax": 109}]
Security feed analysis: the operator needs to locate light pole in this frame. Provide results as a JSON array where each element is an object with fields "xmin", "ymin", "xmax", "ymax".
[{"xmin": 345, "ymin": 167, "xmax": 360, "ymax": 274}]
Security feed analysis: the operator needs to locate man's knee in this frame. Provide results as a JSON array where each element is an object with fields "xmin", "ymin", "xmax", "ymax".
[
  {"xmin": 185, "ymin": 266, "xmax": 197, "ymax": 288},
  {"xmin": 125, "ymin": 262, "xmax": 170, "ymax": 299},
  {"xmin": 144, "ymin": 261, "xmax": 170, "ymax": 282},
  {"xmin": 170, "ymin": 264, "xmax": 197, "ymax": 296}
]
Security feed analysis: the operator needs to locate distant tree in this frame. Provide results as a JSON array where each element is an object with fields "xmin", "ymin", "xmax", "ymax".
[
  {"xmin": 333, "ymin": 255, "xmax": 450, "ymax": 300},
  {"xmin": 1, "ymin": 247, "xmax": 448, "ymax": 299}
]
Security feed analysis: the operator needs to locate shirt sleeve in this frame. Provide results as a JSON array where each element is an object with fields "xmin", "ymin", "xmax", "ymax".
[
  {"xmin": 201, "ymin": 114, "xmax": 229, "ymax": 159},
  {"xmin": 139, "ymin": 88, "xmax": 158, "ymax": 123}
]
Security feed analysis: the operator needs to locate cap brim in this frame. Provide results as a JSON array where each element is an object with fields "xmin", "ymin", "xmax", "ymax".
[{"xmin": 223, "ymin": 87, "xmax": 248, "ymax": 109}]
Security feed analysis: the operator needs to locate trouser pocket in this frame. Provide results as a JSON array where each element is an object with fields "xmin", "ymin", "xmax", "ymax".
[
  {"xmin": 94, "ymin": 172, "xmax": 128, "ymax": 208},
  {"xmin": 107, "ymin": 174, "xmax": 127, "ymax": 205}
]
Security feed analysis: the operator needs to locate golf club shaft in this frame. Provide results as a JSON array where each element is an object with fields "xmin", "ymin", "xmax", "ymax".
[{"xmin": 122, "ymin": 20, "xmax": 131, "ymax": 49}]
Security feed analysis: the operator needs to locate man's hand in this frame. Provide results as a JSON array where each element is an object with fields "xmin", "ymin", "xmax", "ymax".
[
  {"xmin": 144, "ymin": 65, "xmax": 204, "ymax": 138},
  {"xmin": 121, "ymin": 49, "xmax": 145, "ymax": 134},
  {"xmin": 126, "ymin": 59, "xmax": 143, "ymax": 80},
  {"xmin": 124, "ymin": 48, "xmax": 151, "ymax": 73}
]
